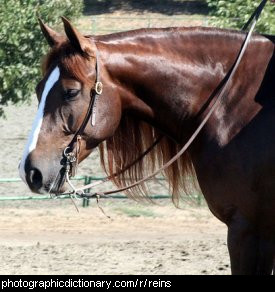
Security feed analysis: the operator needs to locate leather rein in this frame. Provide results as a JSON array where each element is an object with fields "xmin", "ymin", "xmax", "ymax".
[{"xmin": 60, "ymin": 0, "xmax": 268, "ymax": 200}]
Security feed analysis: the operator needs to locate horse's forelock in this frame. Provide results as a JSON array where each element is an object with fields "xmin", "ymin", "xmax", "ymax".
[{"xmin": 42, "ymin": 41, "xmax": 95, "ymax": 84}]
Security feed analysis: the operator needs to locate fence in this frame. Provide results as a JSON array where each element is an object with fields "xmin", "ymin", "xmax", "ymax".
[{"xmin": 0, "ymin": 176, "xmax": 205, "ymax": 207}]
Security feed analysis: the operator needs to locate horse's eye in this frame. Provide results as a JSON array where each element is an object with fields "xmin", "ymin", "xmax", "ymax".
[{"xmin": 64, "ymin": 89, "xmax": 80, "ymax": 100}]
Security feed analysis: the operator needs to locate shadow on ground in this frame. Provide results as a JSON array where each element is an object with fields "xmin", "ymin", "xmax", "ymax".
[{"xmin": 84, "ymin": 0, "xmax": 209, "ymax": 16}]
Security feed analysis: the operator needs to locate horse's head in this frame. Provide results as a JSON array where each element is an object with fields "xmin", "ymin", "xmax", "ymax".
[{"xmin": 19, "ymin": 18, "xmax": 121, "ymax": 194}]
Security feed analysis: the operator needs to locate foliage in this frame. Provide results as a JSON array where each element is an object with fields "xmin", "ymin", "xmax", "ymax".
[
  {"xmin": 0, "ymin": 0, "xmax": 83, "ymax": 117},
  {"xmin": 206, "ymin": 0, "xmax": 275, "ymax": 34}
]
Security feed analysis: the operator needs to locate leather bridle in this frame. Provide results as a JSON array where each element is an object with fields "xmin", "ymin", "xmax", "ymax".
[
  {"xmin": 63, "ymin": 50, "xmax": 103, "ymax": 178},
  {"xmin": 60, "ymin": 0, "xmax": 268, "ymax": 199}
]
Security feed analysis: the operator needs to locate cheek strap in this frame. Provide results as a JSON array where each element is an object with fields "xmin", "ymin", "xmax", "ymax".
[
  {"xmin": 91, "ymin": 80, "xmax": 103, "ymax": 126},
  {"xmin": 63, "ymin": 48, "xmax": 102, "ymax": 177},
  {"xmin": 91, "ymin": 49, "xmax": 102, "ymax": 126}
]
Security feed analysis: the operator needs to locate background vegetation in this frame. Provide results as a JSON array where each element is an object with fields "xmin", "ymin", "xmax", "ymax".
[
  {"xmin": 206, "ymin": 0, "xmax": 275, "ymax": 34},
  {"xmin": 0, "ymin": 0, "xmax": 83, "ymax": 117}
]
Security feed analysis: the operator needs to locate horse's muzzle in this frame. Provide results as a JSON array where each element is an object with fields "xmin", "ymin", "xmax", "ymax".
[{"xmin": 21, "ymin": 155, "xmax": 66, "ymax": 194}]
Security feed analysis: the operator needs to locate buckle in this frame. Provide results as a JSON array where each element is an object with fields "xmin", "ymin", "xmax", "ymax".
[
  {"xmin": 95, "ymin": 81, "xmax": 103, "ymax": 95},
  {"xmin": 63, "ymin": 147, "xmax": 77, "ymax": 163}
]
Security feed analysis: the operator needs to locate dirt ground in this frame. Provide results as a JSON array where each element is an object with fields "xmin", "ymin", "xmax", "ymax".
[
  {"xmin": 0, "ymin": 1, "xmax": 231, "ymax": 275},
  {"xmin": 0, "ymin": 199, "xmax": 229, "ymax": 275}
]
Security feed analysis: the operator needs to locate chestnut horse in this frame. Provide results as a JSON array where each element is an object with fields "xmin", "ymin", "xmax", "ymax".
[{"xmin": 19, "ymin": 18, "xmax": 274, "ymax": 274}]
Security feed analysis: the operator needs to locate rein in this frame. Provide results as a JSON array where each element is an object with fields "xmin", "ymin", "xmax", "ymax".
[{"xmin": 60, "ymin": 0, "xmax": 268, "ymax": 200}]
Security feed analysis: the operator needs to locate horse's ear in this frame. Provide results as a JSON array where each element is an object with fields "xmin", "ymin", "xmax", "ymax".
[
  {"xmin": 61, "ymin": 16, "xmax": 93, "ymax": 57},
  {"xmin": 38, "ymin": 18, "xmax": 62, "ymax": 47}
]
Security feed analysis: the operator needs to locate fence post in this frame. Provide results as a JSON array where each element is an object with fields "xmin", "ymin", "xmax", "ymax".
[{"xmin": 82, "ymin": 176, "xmax": 90, "ymax": 207}]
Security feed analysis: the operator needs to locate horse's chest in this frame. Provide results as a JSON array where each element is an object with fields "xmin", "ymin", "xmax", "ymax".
[{"xmin": 191, "ymin": 126, "xmax": 275, "ymax": 225}]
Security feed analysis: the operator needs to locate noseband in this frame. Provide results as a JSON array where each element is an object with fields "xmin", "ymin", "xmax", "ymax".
[{"xmin": 63, "ymin": 49, "xmax": 103, "ymax": 177}]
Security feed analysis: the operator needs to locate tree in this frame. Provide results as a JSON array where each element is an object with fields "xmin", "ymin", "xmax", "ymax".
[
  {"xmin": 206, "ymin": 0, "xmax": 275, "ymax": 34},
  {"xmin": 0, "ymin": 0, "xmax": 83, "ymax": 117}
]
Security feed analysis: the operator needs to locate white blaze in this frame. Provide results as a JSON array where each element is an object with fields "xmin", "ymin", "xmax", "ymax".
[{"xmin": 19, "ymin": 66, "xmax": 60, "ymax": 183}]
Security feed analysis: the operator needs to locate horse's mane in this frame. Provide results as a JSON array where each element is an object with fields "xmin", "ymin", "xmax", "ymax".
[{"xmin": 99, "ymin": 115, "xmax": 196, "ymax": 206}]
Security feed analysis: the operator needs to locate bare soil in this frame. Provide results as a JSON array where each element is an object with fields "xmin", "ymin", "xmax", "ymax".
[{"xmin": 0, "ymin": 199, "xmax": 229, "ymax": 275}]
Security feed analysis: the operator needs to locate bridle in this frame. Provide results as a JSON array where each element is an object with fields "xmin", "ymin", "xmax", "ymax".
[
  {"xmin": 63, "ymin": 50, "xmax": 103, "ymax": 178},
  {"xmin": 60, "ymin": 0, "xmax": 268, "ymax": 200}
]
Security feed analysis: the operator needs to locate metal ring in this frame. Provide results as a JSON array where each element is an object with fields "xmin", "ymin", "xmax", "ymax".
[
  {"xmin": 63, "ymin": 146, "xmax": 71, "ymax": 157},
  {"xmin": 95, "ymin": 82, "xmax": 103, "ymax": 95}
]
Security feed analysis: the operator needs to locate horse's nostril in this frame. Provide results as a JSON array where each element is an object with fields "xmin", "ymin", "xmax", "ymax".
[{"xmin": 27, "ymin": 168, "xmax": 43, "ymax": 191}]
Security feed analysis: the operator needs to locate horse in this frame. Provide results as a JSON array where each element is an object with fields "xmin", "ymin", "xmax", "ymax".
[{"xmin": 18, "ymin": 17, "xmax": 274, "ymax": 275}]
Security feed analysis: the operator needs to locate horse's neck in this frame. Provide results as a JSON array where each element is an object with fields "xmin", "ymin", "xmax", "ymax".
[{"xmin": 98, "ymin": 28, "xmax": 272, "ymax": 143}]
